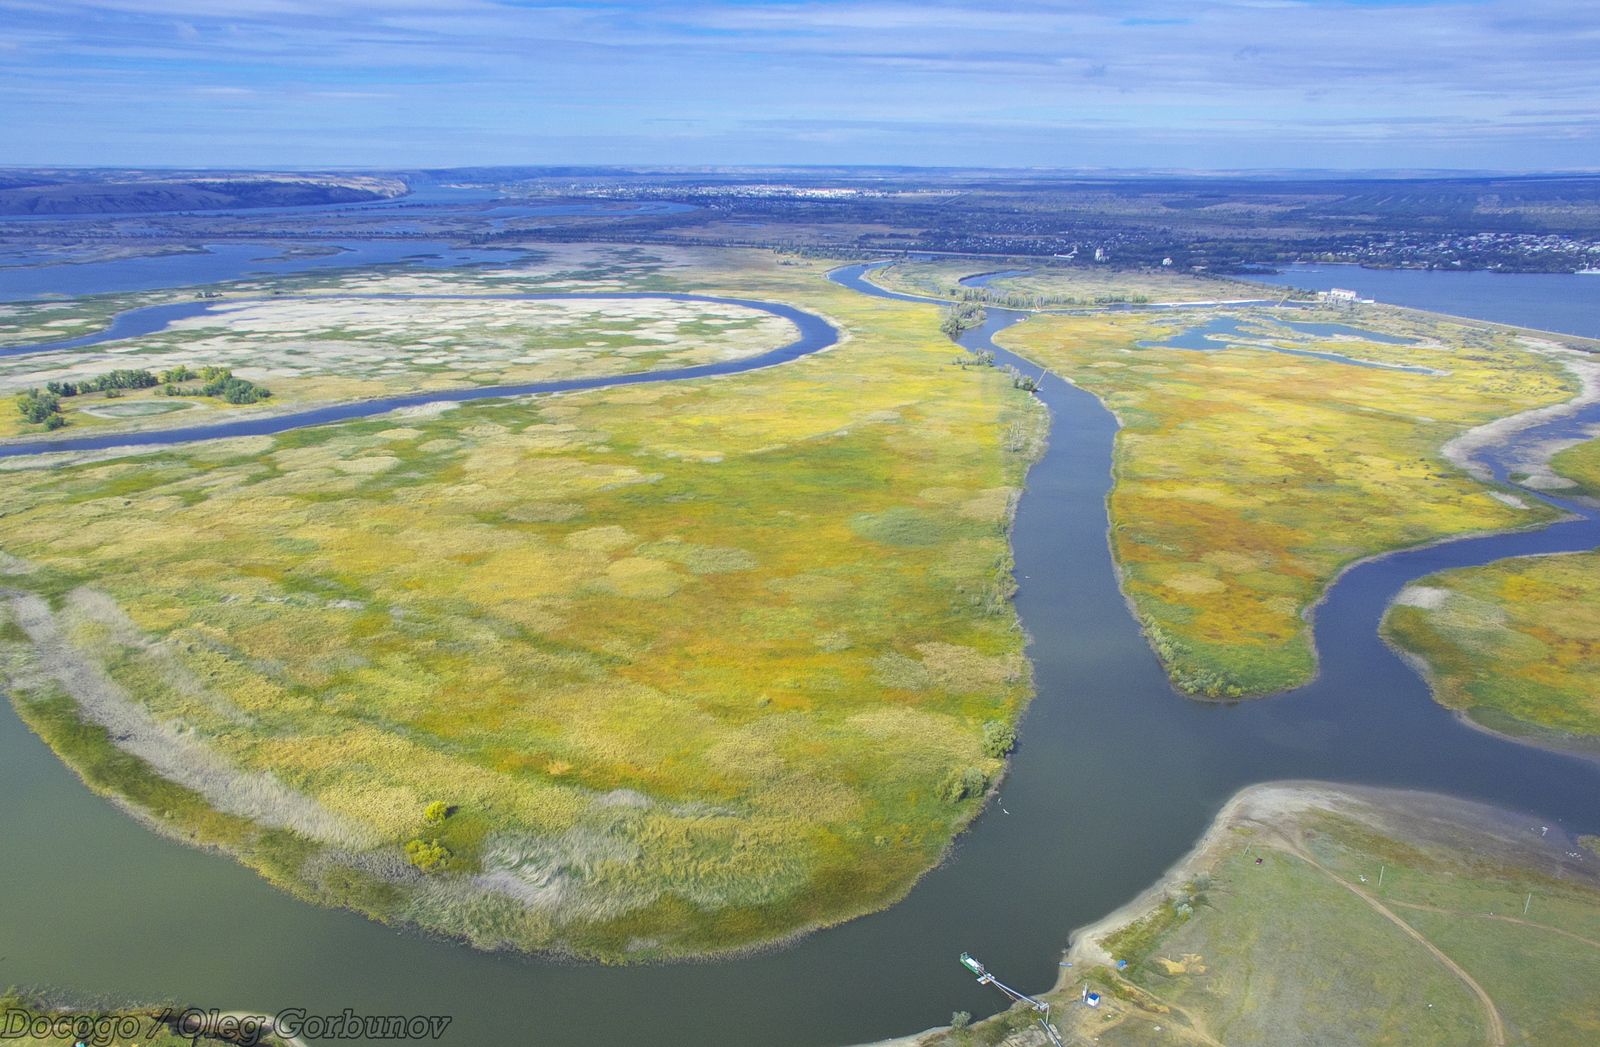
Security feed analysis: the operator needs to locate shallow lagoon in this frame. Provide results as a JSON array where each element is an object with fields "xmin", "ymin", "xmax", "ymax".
[{"xmin": 1136, "ymin": 315, "xmax": 1442, "ymax": 373}]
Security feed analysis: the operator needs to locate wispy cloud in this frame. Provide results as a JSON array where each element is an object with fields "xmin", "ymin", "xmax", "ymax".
[{"xmin": 1, "ymin": 0, "xmax": 1595, "ymax": 167}]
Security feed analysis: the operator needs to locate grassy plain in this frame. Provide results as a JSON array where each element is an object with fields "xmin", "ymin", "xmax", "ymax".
[
  {"xmin": 0, "ymin": 248, "xmax": 797, "ymax": 441},
  {"xmin": 996, "ymin": 303, "xmax": 1575, "ymax": 696},
  {"xmin": 0, "ymin": 248, "xmax": 1046, "ymax": 959},
  {"xmin": 893, "ymin": 784, "xmax": 1600, "ymax": 1047}
]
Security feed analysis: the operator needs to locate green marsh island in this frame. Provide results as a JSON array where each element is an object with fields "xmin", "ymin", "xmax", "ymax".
[
  {"xmin": 1383, "ymin": 433, "xmax": 1600, "ymax": 756},
  {"xmin": 0, "ymin": 247, "xmax": 1044, "ymax": 960}
]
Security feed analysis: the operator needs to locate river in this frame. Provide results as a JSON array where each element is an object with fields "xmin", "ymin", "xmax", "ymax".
[{"xmin": 0, "ymin": 256, "xmax": 1597, "ymax": 1046}]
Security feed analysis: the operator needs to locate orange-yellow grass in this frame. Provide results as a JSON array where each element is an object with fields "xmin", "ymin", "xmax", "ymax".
[
  {"xmin": 0, "ymin": 253, "xmax": 1045, "ymax": 960},
  {"xmin": 997, "ymin": 308, "xmax": 1574, "ymax": 696}
]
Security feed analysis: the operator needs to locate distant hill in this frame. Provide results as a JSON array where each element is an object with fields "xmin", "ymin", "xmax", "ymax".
[{"xmin": 0, "ymin": 172, "xmax": 408, "ymax": 216}]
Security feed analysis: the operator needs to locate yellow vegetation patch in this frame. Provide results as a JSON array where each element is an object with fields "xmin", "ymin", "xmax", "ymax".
[
  {"xmin": 1000, "ymin": 306, "xmax": 1573, "ymax": 696},
  {"xmin": 0, "ymin": 250, "xmax": 1045, "ymax": 960}
]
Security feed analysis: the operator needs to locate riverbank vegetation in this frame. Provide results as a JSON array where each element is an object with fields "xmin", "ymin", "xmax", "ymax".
[
  {"xmin": 997, "ymin": 302, "xmax": 1577, "ymax": 696},
  {"xmin": 0, "ymin": 250, "xmax": 1047, "ymax": 960},
  {"xmin": 891, "ymin": 784, "xmax": 1600, "ymax": 1047}
]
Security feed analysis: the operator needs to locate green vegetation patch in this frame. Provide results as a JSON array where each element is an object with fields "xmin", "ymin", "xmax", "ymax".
[{"xmin": 1384, "ymin": 549, "xmax": 1600, "ymax": 737}]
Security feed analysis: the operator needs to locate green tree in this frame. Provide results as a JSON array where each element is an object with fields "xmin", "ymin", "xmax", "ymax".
[
  {"xmin": 405, "ymin": 838, "xmax": 451, "ymax": 872},
  {"xmin": 14, "ymin": 390, "xmax": 61, "ymax": 424},
  {"xmin": 981, "ymin": 719, "xmax": 1016, "ymax": 758},
  {"xmin": 939, "ymin": 766, "xmax": 989, "ymax": 803}
]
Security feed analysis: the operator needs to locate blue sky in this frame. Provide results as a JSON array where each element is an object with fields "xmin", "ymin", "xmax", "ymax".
[{"xmin": 2, "ymin": 0, "xmax": 1596, "ymax": 169}]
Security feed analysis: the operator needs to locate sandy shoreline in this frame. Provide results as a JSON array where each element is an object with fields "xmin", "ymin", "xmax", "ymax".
[{"xmin": 836, "ymin": 778, "xmax": 1600, "ymax": 1047}]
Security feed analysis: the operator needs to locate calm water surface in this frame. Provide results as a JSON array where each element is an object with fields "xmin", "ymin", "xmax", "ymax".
[
  {"xmin": 1248, "ymin": 266, "xmax": 1600, "ymax": 340},
  {"xmin": 0, "ymin": 258, "xmax": 1597, "ymax": 1046},
  {"xmin": 0, "ymin": 242, "xmax": 526, "ymax": 302}
]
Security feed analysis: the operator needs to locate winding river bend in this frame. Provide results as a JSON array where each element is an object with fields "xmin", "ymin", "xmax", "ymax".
[
  {"xmin": 0, "ymin": 293, "xmax": 837, "ymax": 458},
  {"xmin": 1, "ymin": 265, "xmax": 1597, "ymax": 1046}
]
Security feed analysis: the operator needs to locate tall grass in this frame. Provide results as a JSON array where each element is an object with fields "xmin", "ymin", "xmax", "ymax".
[
  {"xmin": 0, "ymin": 250, "xmax": 1045, "ymax": 960},
  {"xmin": 1000, "ymin": 306, "xmax": 1575, "ymax": 696}
]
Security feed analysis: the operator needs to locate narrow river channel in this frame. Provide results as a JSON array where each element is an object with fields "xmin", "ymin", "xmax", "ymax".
[{"xmin": 0, "ymin": 263, "xmax": 1596, "ymax": 1047}]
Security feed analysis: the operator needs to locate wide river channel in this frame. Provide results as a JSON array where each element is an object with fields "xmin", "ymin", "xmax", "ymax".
[{"xmin": 1, "ymin": 255, "xmax": 1598, "ymax": 1046}]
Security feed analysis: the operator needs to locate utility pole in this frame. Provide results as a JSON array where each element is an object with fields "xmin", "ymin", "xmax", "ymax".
[{"xmin": 959, "ymin": 954, "xmax": 1066, "ymax": 1047}]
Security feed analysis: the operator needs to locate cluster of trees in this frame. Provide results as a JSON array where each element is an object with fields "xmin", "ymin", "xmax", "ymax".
[
  {"xmin": 161, "ymin": 365, "xmax": 272, "ymax": 404},
  {"xmin": 936, "ymin": 721, "xmax": 1017, "ymax": 804},
  {"xmin": 939, "ymin": 303, "xmax": 987, "ymax": 340},
  {"xmin": 13, "ymin": 363, "xmax": 273, "ymax": 428},
  {"xmin": 406, "ymin": 801, "xmax": 455, "ymax": 871},
  {"xmin": 14, "ymin": 389, "xmax": 66, "ymax": 429},
  {"xmin": 1002, "ymin": 364, "xmax": 1040, "ymax": 392},
  {"xmin": 40, "ymin": 369, "xmax": 161, "ymax": 401}
]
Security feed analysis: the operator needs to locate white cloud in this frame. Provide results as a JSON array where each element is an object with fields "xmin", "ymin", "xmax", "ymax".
[{"xmin": 1, "ymin": 0, "xmax": 1596, "ymax": 166}]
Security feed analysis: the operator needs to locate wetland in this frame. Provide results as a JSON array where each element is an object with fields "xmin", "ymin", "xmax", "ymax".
[{"xmin": 2, "ymin": 230, "xmax": 1598, "ymax": 1046}]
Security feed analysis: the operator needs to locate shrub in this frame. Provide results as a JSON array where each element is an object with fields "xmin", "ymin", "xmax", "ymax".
[
  {"xmin": 405, "ymin": 838, "xmax": 451, "ymax": 872},
  {"xmin": 160, "ymin": 365, "xmax": 198, "ymax": 383},
  {"xmin": 951, "ymin": 1011, "xmax": 971, "ymax": 1031},
  {"xmin": 423, "ymin": 801, "xmax": 450, "ymax": 825},
  {"xmin": 981, "ymin": 719, "xmax": 1016, "ymax": 758},
  {"xmin": 939, "ymin": 766, "xmax": 989, "ymax": 803}
]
